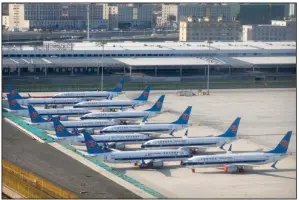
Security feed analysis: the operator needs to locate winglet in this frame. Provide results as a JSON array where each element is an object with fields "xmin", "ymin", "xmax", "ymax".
[
  {"xmin": 183, "ymin": 130, "xmax": 188, "ymax": 138},
  {"xmin": 171, "ymin": 106, "xmax": 192, "ymax": 125},
  {"xmin": 8, "ymin": 84, "xmax": 24, "ymax": 99},
  {"xmin": 227, "ymin": 144, "xmax": 232, "ymax": 153},
  {"xmin": 267, "ymin": 131, "xmax": 292, "ymax": 154},
  {"xmin": 133, "ymin": 85, "xmax": 151, "ymax": 101},
  {"xmin": 170, "ymin": 129, "xmax": 175, "ymax": 137},
  {"xmin": 28, "ymin": 105, "xmax": 48, "ymax": 123},
  {"xmin": 83, "ymin": 132, "xmax": 110, "ymax": 154},
  {"xmin": 271, "ymin": 161, "xmax": 278, "ymax": 169},
  {"xmin": 219, "ymin": 142, "xmax": 226, "ymax": 151},
  {"xmin": 217, "ymin": 117, "xmax": 241, "ymax": 138},
  {"xmin": 7, "ymin": 94, "xmax": 26, "ymax": 110},
  {"xmin": 145, "ymin": 95, "xmax": 165, "ymax": 112}
]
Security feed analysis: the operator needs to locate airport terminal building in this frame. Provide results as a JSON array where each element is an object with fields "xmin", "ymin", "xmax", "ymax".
[{"xmin": 2, "ymin": 41, "xmax": 296, "ymax": 77}]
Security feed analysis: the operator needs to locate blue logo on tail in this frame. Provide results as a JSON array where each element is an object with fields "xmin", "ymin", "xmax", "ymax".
[
  {"xmin": 267, "ymin": 131, "xmax": 292, "ymax": 154},
  {"xmin": 134, "ymin": 85, "xmax": 151, "ymax": 101},
  {"xmin": 218, "ymin": 117, "xmax": 241, "ymax": 138},
  {"xmin": 171, "ymin": 106, "xmax": 192, "ymax": 125},
  {"xmin": 110, "ymin": 78, "xmax": 125, "ymax": 93},
  {"xmin": 7, "ymin": 94, "xmax": 26, "ymax": 110},
  {"xmin": 28, "ymin": 105, "xmax": 48, "ymax": 123},
  {"xmin": 51, "ymin": 117, "xmax": 77, "ymax": 137},
  {"xmin": 8, "ymin": 85, "xmax": 24, "ymax": 99},
  {"xmin": 83, "ymin": 132, "xmax": 110, "ymax": 154},
  {"xmin": 145, "ymin": 95, "xmax": 165, "ymax": 112}
]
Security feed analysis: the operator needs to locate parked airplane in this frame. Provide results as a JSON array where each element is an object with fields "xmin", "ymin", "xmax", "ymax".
[
  {"xmin": 73, "ymin": 85, "xmax": 151, "ymax": 109},
  {"xmin": 52, "ymin": 78, "xmax": 125, "ymax": 99},
  {"xmin": 78, "ymin": 132, "xmax": 192, "ymax": 168},
  {"xmin": 141, "ymin": 117, "xmax": 241, "ymax": 153},
  {"xmin": 181, "ymin": 131, "xmax": 292, "ymax": 173},
  {"xmin": 100, "ymin": 106, "xmax": 192, "ymax": 135},
  {"xmin": 7, "ymin": 84, "xmax": 52, "ymax": 99},
  {"xmin": 80, "ymin": 95, "xmax": 165, "ymax": 123},
  {"xmin": 26, "ymin": 105, "xmax": 118, "ymax": 133},
  {"xmin": 8, "ymin": 93, "xmax": 84, "ymax": 107},
  {"xmin": 50, "ymin": 117, "xmax": 153, "ymax": 149},
  {"xmin": 6, "ymin": 97, "xmax": 90, "ymax": 120}
]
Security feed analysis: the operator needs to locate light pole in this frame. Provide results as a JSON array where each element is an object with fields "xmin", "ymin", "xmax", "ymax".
[
  {"xmin": 100, "ymin": 41, "xmax": 106, "ymax": 91},
  {"xmin": 207, "ymin": 39, "xmax": 213, "ymax": 95}
]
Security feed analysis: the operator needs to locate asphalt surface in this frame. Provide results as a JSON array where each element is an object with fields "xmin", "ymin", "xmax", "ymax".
[{"xmin": 2, "ymin": 119, "xmax": 140, "ymax": 199}]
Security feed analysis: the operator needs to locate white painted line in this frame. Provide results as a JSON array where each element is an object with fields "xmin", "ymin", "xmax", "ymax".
[
  {"xmin": 9, "ymin": 58, "xmax": 19, "ymax": 64},
  {"xmin": 41, "ymin": 58, "xmax": 52, "ymax": 64},
  {"xmin": 21, "ymin": 59, "xmax": 30, "ymax": 64},
  {"xmin": 4, "ymin": 118, "xmax": 45, "ymax": 143},
  {"xmin": 2, "ymin": 185, "xmax": 25, "ymax": 198},
  {"xmin": 49, "ymin": 143, "xmax": 155, "ymax": 199}
]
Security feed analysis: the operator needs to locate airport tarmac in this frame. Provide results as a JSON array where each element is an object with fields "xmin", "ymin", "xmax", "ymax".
[{"xmin": 18, "ymin": 88, "xmax": 296, "ymax": 198}]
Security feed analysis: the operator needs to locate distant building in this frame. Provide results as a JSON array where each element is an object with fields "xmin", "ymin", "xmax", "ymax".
[
  {"xmin": 162, "ymin": 3, "xmax": 233, "ymax": 28},
  {"xmin": 180, "ymin": 16, "xmax": 241, "ymax": 42},
  {"xmin": 242, "ymin": 19, "xmax": 296, "ymax": 41},
  {"xmin": 7, "ymin": 3, "xmax": 109, "ymax": 31}
]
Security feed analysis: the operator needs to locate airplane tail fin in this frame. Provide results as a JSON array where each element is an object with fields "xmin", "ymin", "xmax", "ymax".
[
  {"xmin": 134, "ymin": 85, "xmax": 151, "ymax": 101},
  {"xmin": 83, "ymin": 132, "xmax": 109, "ymax": 154},
  {"xmin": 217, "ymin": 117, "xmax": 241, "ymax": 138},
  {"xmin": 145, "ymin": 95, "xmax": 165, "ymax": 112},
  {"xmin": 111, "ymin": 78, "xmax": 125, "ymax": 93},
  {"xmin": 171, "ymin": 106, "xmax": 192, "ymax": 125},
  {"xmin": 52, "ymin": 117, "xmax": 74, "ymax": 137},
  {"xmin": 267, "ymin": 131, "xmax": 292, "ymax": 154},
  {"xmin": 7, "ymin": 94, "xmax": 26, "ymax": 110},
  {"xmin": 28, "ymin": 105, "xmax": 48, "ymax": 123},
  {"xmin": 8, "ymin": 84, "xmax": 24, "ymax": 99}
]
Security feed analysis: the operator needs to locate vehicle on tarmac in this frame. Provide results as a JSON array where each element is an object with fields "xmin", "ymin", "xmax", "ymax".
[
  {"xmin": 182, "ymin": 131, "xmax": 292, "ymax": 173},
  {"xmin": 141, "ymin": 117, "xmax": 241, "ymax": 153},
  {"xmin": 73, "ymin": 85, "xmax": 151, "ymax": 109},
  {"xmin": 100, "ymin": 106, "xmax": 192, "ymax": 135}
]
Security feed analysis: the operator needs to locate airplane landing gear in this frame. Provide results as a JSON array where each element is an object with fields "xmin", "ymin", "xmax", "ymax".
[{"xmin": 192, "ymin": 168, "xmax": 195, "ymax": 173}]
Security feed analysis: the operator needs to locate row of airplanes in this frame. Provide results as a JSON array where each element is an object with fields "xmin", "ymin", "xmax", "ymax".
[{"xmin": 5, "ymin": 78, "xmax": 292, "ymax": 173}]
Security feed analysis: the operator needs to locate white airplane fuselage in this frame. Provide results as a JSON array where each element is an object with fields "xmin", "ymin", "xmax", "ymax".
[
  {"xmin": 142, "ymin": 136, "xmax": 236, "ymax": 149},
  {"xmin": 86, "ymin": 149, "xmax": 192, "ymax": 164},
  {"xmin": 74, "ymin": 100, "xmax": 146, "ymax": 109},
  {"xmin": 101, "ymin": 123, "xmax": 189, "ymax": 135},
  {"xmin": 17, "ymin": 98, "xmax": 84, "ymax": 106},
  {"xmin": 183, "ymin": 152, "xmax": 286, "ymax": 168},
  {"xmin": 81, "ymin": 111, "xmax": 157, "ymax": 120},
  {"xmin": 10, "ymin": 108, "xmax": 89, "ymax": 118},
  {"xmin": 29, "ymin": 119, "xmax": 117, "ymax": 130},
  {"xmin": 53, "ymin": 91, "xmax": 122, "ymax": 100}
]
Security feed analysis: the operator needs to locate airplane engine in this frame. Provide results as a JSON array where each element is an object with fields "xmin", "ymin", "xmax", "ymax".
[
  {"xmin": 59, "ymin": 115, "xmax": 68, "ymax": 121},
  {"xmin": 152, "ymin": 161, "xmax": 164, "ymax": 168},
  {"xmin": 56, "ymin": 104, "xmax": 64, "ymax": 108},
  {"xmin": 81, "ymin": 128, "xmax": 94, "ymax": 134},
  {"xmin": 224, "ymin": 164, "xmax": 244, "ymax": 173},
  {"xmin": 114, "ymin": 143, "xmax": 125, "ymax": 150}
]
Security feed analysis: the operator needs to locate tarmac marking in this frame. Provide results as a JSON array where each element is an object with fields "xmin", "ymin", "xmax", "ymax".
[
  {"xmin": 49, "ymin": 142, "xmax": 157, "ymax": 198},
  {"xmin": 3, "ymin": 118, "xmax": 45, "ymax": 143}
]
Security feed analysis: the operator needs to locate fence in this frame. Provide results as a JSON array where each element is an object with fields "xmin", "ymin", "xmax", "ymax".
[{"xmin": 2, "ymin": 160, "xmax": 78, "ymax": 198}]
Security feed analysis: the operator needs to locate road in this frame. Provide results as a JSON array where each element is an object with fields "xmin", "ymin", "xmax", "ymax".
[{"xmin": 2, "ymin": 119, "xmax": 140, "ymax": 199}]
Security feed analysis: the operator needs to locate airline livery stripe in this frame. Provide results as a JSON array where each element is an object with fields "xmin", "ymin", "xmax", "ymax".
[
  {"xmin": 101, "ymin": 128, "xmax": 171, "ymax": 133},
  {"xmin": 53, "ymin": 95, "xmax": 108, "ymax": 98},
  {"xmin": 114, "ymin": 155, "xmax": 191, "ymax": 161},
  {"xmin": 143, "ymin": 142, "xmax": 217, "ymax": 147},
  {"xmin": 183, "ymin": 159, "xmax": 267, "ymax": 166}
]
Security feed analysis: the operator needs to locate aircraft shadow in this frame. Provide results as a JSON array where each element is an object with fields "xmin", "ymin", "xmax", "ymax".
[
  {"xmin": 197, "ymin": 168, "xmax": 296, "ymax": 180},
  {"xmin": 116, "ymin": 165, "xmax": 182, "ymax": 177}
]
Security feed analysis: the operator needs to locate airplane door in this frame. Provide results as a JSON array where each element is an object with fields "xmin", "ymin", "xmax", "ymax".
[{"xmin": 104, "ymin": 155, "xmax": 108, "ymax": 162}]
